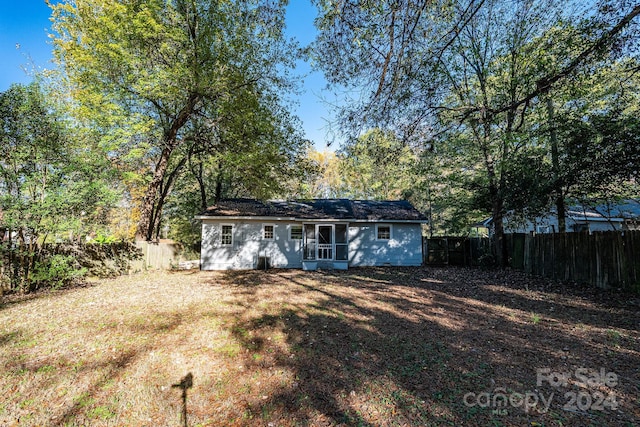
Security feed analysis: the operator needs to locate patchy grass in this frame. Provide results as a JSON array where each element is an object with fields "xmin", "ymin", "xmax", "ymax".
[{"xmin": 0, "ymin": 267, "xmax": 638, "ymax": 426}]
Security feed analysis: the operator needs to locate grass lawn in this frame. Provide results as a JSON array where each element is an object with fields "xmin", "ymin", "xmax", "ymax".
[{"xmin": 0, "ymin": 267, "xmax": 638, "ymax": 426}]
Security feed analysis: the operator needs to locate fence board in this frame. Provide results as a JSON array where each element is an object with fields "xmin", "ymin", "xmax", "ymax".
[
  {"xmin": 134, "ymin": 241, "xmax": 187, "ymax": 270},
  {"xmin": 507, "ymin": 231, "xmax": 640, "ymax": 292},
  {"xmin": 508, "ymin": 234, "xmax": 526, "ymax": 269},
  {"xmin": 424, "ymin": 238, "xmax": 448, "ymax": 265},
  {"xmin": 424, "ymin": 237, "xmax": 492, "ymax": 267}
]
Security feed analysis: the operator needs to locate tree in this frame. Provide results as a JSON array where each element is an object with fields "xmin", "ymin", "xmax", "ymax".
[
  {"xmin": 557, "ymin": 108, "xmax": 640, "ymax": 203},
  {"xmin": 501, "ymin": 37, "xmax": 640, "ymax": 228},
  {"xmin": 162, "ymin": 102, "xmax": 311, "ymax": 245},
  {"xmin": 0, "ymin": 82, "xmax": 114, "ymax": 291},
  {"xmin": 51, "ymin": 0, "xmax": 301, "ymax": 240},
  {"xmin": 313, "ymin": 0, "xmax": 640, "ymax": 265},
  {"xmin": 296, "ymin": 147, "xmax": 345, "ymax": 199},
  {"xmin": 338, "ymin": 129, "xmax": 420, "ymax": 200}
]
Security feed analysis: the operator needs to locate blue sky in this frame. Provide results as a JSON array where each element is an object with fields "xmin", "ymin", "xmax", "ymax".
[{"xmin": 0, "ymin": 0, "xmax": 337, "ymax": 150}]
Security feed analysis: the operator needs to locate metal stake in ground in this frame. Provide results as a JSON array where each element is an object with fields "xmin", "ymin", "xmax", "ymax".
[{"xmin": 172, "ymin": 372, "xmax": 193, "ymax": 427}]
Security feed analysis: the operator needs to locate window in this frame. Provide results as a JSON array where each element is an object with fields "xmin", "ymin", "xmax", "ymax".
[
  {"xmin": 335, "ymin": 224, "xmax": 348, "ymax": 261},
  {"xmin": 290, "ymin": 225, "xmax": 303, "ymax": 240},
  {"xmin": 536, "ymin": 225, "xmax": 554, "ymax": 234},
  {"xmin": 377, "ymin": 224, "xmax": 391, "ymax": 240},
  {"xmin": 263, "ymin": 224, "xmax": 274, "ymax": 239},
  {"xmin": 303, "ymin": 224, "xmax": 316, "ymax": 260},
  {"xmin": 221, "ymin": 225, "xmax": 233, "ymax": 245}
]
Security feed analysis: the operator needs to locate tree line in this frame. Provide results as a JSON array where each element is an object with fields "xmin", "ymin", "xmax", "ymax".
[
  {"xmin": 2, "ymin": 0, "xmax": 639, "ymax": 291},
  {"xmin": 1, "ymin": 0, "xmax": 312, "ymax": 291},
  {"xmin": 312, "ymin": 0, "xmax": 640, "ymax": 265}
]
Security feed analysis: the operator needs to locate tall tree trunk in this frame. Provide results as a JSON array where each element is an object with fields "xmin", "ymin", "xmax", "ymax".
[
  {"xmin": 188, "ymin": 152, "xmax": 208, "ymax": 211},
  {"xmin": 136, "ymin": 93, "xmax": 199, "ymax": 241},
  {"xmin": 480, "ymin": 148, "xmax": 508, "ymax": 267},
  {"xmin": 151, "ymin": 157, "xmax": 188, "ymax": 240},
  {"xmin": 196, "ymin": 162, "xmax": 208, "ymax": 211},
  {"xmin": 546, "ymin": 95, "xmax": 566, "ymax": 233},
  {"xmin": 474, "ymin": 117, "xmax": 508, "ymax": 268},
  {"xmin": 426, "ymin": 184, "xmax": 433, "ymax": 238},
  {"xmin": 137, "ymin": 146, "xmax": 174, "ymax": 241},
  {"xmin": 490, "ymin": 182, "xmax": 507, "ymax": 267},
  {"xmin": 214, "ymin": 160, "xmax": 224, "ymax": 204}
]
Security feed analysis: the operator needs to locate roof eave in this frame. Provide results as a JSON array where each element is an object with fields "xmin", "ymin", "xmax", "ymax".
[
  {"xmin": 194, "ymin": 215, "xmax": 298, "ymax": 221},
  {"xmin": 195, "ymin": 216, "xmax": 427, "ymax": 223},
  {"xmin": 570, "ymin": 217, "xmax": 625, "ymax": 223}
]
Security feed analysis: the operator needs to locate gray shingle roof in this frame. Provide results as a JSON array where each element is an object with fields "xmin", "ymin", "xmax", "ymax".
[{"xmin": 199, "ymin": 199, "xmax": 427, "ymax": 221}]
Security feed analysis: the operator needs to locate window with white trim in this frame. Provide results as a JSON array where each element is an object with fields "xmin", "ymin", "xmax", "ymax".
[
  {"xmin": 221, "ymin": 225, "xmax": 233, "ymax": 245},
  {"xmin": 290, "ymin": 225, "xmax": 303, "ymax": 240},
  {"xmin": 376, "ymin": 224, "xmax": 391, "ymax": 240},
  {"xmin": 263, "ymin": 224, "xmax": 274, "ymax": 239}
]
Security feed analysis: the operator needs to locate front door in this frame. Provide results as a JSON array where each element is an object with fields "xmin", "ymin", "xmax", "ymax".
[{"xmin": 317, "ymin": 225, "xmax": 333, "ymax": 260}]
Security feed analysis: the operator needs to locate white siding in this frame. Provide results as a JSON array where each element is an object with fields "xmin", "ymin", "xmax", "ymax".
[
  {"xmin": 504, "ymin": 215, "xmax": 622, "ymax": 233},
  {"xmin": 202, "ymin": 220, "xmax": 424, "ymax": 270},
  {"xmin": 201, "ymin": 220, "xmax": 303, "ymax": 270},
  {"xmin": 348, "ymin": 223, "xmax": 423, "ymax": 267}
]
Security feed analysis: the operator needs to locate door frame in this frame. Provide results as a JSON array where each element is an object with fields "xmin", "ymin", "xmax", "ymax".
[{"xmin": 316, "ymin": 224, "xmax": 334, "ymax": 260}]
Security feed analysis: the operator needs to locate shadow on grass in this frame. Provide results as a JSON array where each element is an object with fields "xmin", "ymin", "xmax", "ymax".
[
  {"xmin": 328, "ymin": 266, "xmax": 640, "ymax": 329},
  {"xmin": 0, "ymin": 281, "xmax": 98, "ymax": 312},
  {"xmin": 30, "ymin": 307, "xmax": 192, "ymax": 425},
  {"xmin": 0, "ymin": 329, "xmax": 23, "ymax": 347},
  {"xmin": 214, "ymin": 266, "xmax": 640, "ymax": 426}
]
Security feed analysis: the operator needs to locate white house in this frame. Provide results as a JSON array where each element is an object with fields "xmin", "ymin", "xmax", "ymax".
[
  {"xmin": 502, "ymin": 199, "xmax": 640, "ymax": 234},
  {"xmin": 195, "ymin": 199, "xmax": 427, "ymax": 270}
]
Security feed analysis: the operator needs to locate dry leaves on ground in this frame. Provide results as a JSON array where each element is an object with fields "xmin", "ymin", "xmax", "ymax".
[{"xmin": 0, "ymin": 266, "xmax": 638, "ymax": 426}]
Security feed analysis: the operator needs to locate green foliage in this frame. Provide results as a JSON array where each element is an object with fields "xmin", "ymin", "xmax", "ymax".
[
  {"xmin": 0, "ymin": 82, "xmax": 118, "ymax": 291},
  {"xmin": 30, "ymin": 255, "xmax": 87, "ymax": 290},
  {"xmin": 50, "ymin": 0, "xmax": 305, "ymax": 241},
  {"xmin": 166, "ymin": 216, "xmax": 201, "ymax": 248},
  {"xmin": 90, "ymin": 232, "xmax": 118, "ymax": 244},
  {"xmin": 294, "ymin": 149, "xmax": 342, "ymax": 199},
  {"xmin": 313, "ymin": 0, "xmax": 640, "ymax": 243},
  {"xmin": 553, "ymin": 71, "xmax": 640, "ymax": 201},
  {"xmin": 1, "ymin": 242, "xmax": 143, "ymax": 292},
  {"xmin": 75, "ymin": 243, "xmax": 143, "ymax": 278},
  {"xmin": 338, "ymin": 129, "xmax": 421, "ymax": 200}
]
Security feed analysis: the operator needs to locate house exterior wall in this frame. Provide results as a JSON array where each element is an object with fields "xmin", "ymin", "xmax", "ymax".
[
  {"xmin": 201, "ymin": 220, "xmax": 303, "ymax": 270},
  {"xmin": 347, "ymin": 223, "xmax": 423, "ymax": 267},
  {"xmin": 201, "ymin": 220, "xmax": 424, "ymax": 270},
  {"xmin": 504, "ymin": 215, "xmax": 623, "ymax": 234},
  {"xmin": 500, "ymin": 200, "xmax": 640, "ymax": 234}
]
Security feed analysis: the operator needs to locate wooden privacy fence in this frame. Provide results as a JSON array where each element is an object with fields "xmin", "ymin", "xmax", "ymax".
[
  {"xmin": 509, "ymin": 231, "xmax": 640, "ymax": 291},
  {"xmin": 134, "ymin": 241, "xmax": 194, "ymax": 270},
  {"xmin": 423, "ymin": 237, "xmax": 492, "ymax": 266},
  {"xmin": 424, "ymin": 232, "xmax": 640, "ymax": 291}
]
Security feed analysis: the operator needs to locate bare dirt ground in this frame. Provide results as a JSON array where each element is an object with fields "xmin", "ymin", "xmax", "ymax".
[{"xmin": 0, "ymin": 266, "xmax": 638, "ymax": 426}]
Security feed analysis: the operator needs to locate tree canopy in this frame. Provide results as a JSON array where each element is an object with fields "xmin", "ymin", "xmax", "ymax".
[
  {"xmin": 312, "ymin": 0, "xmax": 640, "ymax": 263},
  {"xmin": 3, "ymin": 0, "xmax": 640, "ymax": 290},
  {"xmin": 50, "ymin": 0, "xmax": 305, "ymax": 240},
  {"xmin": 0, "ymin": 82, "xmax": 116, "ymax": 290}
]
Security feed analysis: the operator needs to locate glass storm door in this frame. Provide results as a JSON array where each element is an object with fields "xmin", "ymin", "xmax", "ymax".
[{"xmin": 317, "ymin": 225, "xmax": 333, "ymax": 260}]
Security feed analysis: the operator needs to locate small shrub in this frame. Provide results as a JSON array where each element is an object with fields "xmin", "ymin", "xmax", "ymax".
[
  {"xmin": 606, "ymin": 329, "xmax": 622, "ymax": 347},
  {"xmin": 31, "ymin": 254, "xmax": 87, "ymax": 290},
  {"xmin": 88, "ymin": 405, "xmax": 116, "ymax": 420}
]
